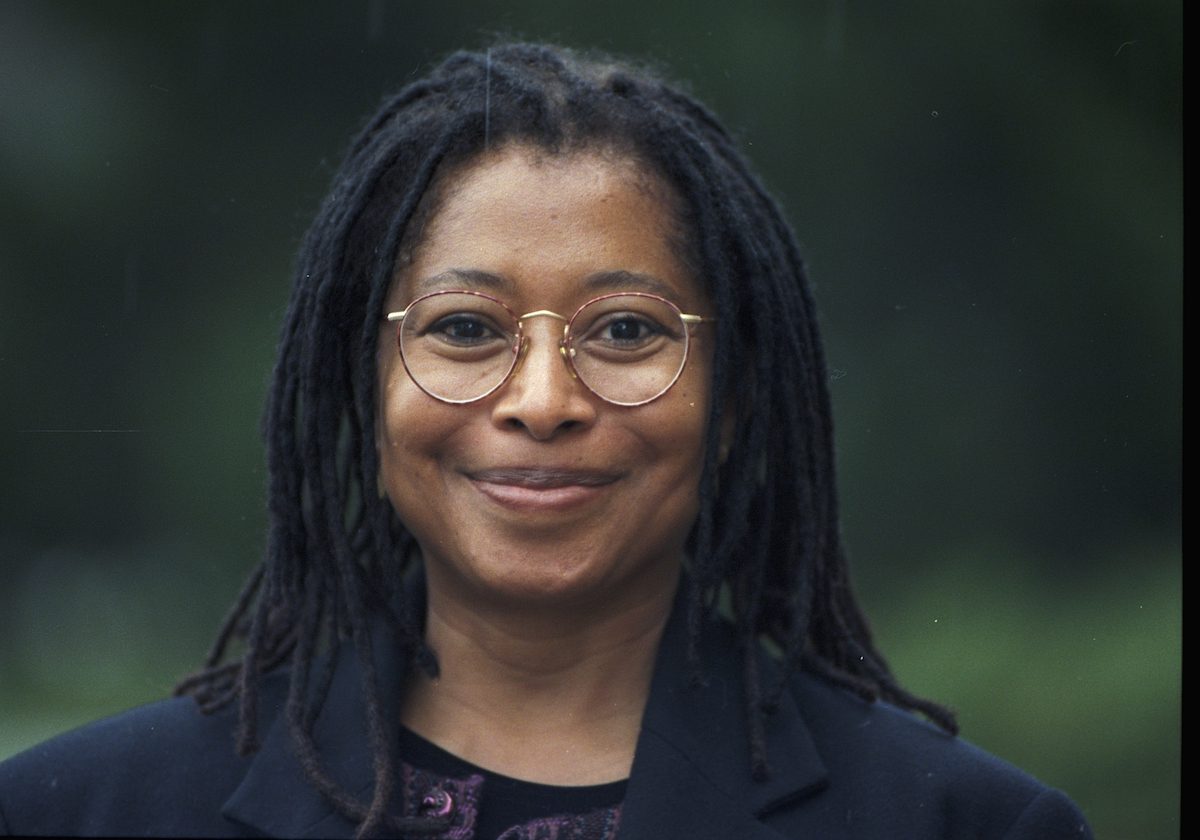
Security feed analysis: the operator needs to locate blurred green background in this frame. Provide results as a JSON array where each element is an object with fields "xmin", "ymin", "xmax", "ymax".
[{"xmin": 0, "ymin": 2, "xmax": 1179, "ymax": 836}]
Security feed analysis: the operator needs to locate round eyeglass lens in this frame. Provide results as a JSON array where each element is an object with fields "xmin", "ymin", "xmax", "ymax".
[
  {"xmin": 567, "ymin": 294, "xmax": 689, "ymax": 405},
  {"xmin": 398, "ymin": 292, "xmax": 520, "ymax": 403}
]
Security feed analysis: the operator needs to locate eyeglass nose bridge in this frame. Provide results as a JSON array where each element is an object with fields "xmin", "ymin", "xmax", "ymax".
[{"xmin": 515, "ymin": 309, "xmax": 578, "ymax": 380}]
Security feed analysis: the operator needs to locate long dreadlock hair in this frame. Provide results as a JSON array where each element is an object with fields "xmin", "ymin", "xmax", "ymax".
[{"xmin": 175, "ymin": 42, "xmax": 956, "ymax": 838}]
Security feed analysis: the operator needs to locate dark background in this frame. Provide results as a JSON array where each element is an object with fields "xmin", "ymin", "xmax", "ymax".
[{"xmin": 0, "ymin": 2, "xmax": 1180, "ymax": 837}]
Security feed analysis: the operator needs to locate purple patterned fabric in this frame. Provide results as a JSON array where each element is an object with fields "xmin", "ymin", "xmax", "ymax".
[
  {"xmin": 398, "ymin": 760, "xmax": 622, "ymax": 840},
  {"xmin": 400, "ymin": 763, "xmax": 483, "ymax": 839},
  {"xmin": 494, "ymin": 804, "xmax": 623, "ymax": 840}
]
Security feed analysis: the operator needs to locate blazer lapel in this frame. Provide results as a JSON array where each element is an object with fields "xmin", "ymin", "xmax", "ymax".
[
  {"xmin": 618, "ymin": 599, "xmax": 828, "ymax": 840},
  {"xmin": 221, "ymin": 625, "xmax": 408, "ymax": 838}
]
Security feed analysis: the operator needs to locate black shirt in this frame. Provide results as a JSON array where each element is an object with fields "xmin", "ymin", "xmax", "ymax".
[{"xmin": 396, "ymin": 726, "xmax": 626, "ymax": 839}]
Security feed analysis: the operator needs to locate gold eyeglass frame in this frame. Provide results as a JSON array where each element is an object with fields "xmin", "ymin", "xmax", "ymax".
[{"xmin": 386, "ymin": 289, "xmax": 715, "ymax": 407}]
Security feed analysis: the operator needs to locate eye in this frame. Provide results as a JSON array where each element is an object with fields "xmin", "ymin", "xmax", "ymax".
[
  {"xmin": 581, "ymin": 311, "xmax": 669, "ymax": 351},
  {"xmin": 601, "ymin": 316, "xmax": 658, "ymax": 343},
  {"xmin": 571, "ymin": 309, "xmax": 676, "ymax": 360},
  {"xmin": 426, "ymin": 313, "xmax": 505, "ymax": 346}
]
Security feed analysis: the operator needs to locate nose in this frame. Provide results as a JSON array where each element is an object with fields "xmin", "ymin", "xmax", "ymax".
[{"xmin": 490, "ymin": 319, "xmax": 597, "ymax": 440}]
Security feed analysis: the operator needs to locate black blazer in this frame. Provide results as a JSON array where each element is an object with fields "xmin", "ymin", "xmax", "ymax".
[{"xmin": 0, "ymin": 594, "xmax": 1091, "ymax": 839}]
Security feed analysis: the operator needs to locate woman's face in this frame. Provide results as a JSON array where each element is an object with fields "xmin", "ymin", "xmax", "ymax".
[{"xmin": 377, "ymin": 146, "xmax": 716, "ymax": 615}]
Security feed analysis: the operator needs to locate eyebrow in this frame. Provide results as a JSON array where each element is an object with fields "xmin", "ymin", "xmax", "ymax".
[
  {"xmin": 411, "ymin": 268, "xmax": 679, "ymax": 300},
  {"xmin": 413, "ymin": 269, "xmax": 514, "ymax": 295},
  {"xmin": 580, "ymin": 270, "xmax": 678, "ymax": 298}
]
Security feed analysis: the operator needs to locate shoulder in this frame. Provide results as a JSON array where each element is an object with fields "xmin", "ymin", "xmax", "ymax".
[
  {"xmin": 633, "ymin": 605, "xmax": 1093, "ymax": 839},
  {"xmin": 0, "ymin": 694, "xmax": 257, "ymax": 837},
  {"xmin": 780, "ymin": 670, "xmax": 1091, "ymax": 838}
]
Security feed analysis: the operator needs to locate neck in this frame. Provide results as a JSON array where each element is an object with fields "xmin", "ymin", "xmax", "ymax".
[{"xmin": 401, "ymin": 565, "xmax": 679, "ymax": 785}]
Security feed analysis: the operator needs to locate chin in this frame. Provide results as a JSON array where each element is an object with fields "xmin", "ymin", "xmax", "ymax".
[
  {"xmin": 435, "ymin": 540, "xmax": 674, "ymax": 615},
  {"xmin": 470, "ymin": 552, "xmax": 612, "ymax": 606}
]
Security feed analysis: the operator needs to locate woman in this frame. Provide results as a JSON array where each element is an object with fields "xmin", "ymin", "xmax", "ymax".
[{"xmin": 0, "ymin": 43, "xmax": 1091, "ymax": 839}]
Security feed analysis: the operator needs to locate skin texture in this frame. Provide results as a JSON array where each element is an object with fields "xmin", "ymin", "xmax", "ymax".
[{"xmin": 375, "ymin": 145, "xmax": 717, "ymax": 784}]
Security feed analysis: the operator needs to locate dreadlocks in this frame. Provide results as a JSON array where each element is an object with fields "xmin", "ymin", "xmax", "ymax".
[{"xmin": 175, "ymin": 42, "xmax": 956, "ymax": 838}]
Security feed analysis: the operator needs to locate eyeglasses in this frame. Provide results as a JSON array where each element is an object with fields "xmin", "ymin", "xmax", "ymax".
[{"xmin": 386, "ymin": 290, "xmax": 715, "ymax": 407}]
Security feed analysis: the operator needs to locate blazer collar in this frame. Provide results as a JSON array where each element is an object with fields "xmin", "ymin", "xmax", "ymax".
[
  {"xmin": 221, "ymin": 620, "xmax": 409, "ymax": 838},
  {"xmin": 617, "ymin": 593, "xmax": 828, "ymax": 840},
  {"xmin": 222, "ymin": 582, "xmax": 829, "ymax": 839}
]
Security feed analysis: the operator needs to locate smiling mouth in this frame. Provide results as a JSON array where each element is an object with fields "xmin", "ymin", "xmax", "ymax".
[
  {"xmin": 467, "ymin": 468, "xmax": 619, "ymax": 488},
  {"xmin": 465, "ymin": 467, "xmax": 619, "ymax": 511}
]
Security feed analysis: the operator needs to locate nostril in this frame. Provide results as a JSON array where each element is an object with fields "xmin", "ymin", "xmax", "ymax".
[{"xmin": 504, "ymin": 415, "xmax": 578, "ymax": 431}]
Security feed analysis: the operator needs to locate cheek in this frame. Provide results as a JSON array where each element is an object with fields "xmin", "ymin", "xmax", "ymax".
[
  {"xmin": 376, "ymin": 351, "xmax": 446, "ymax": 489},
  {"xmin": 376, "ymin": 392, "xmax": 461, "ymax": 547},
  {"xmin": 640, "ymin": 378, "xmax": 712, "ymax": 486},
  {"xmin": 379, "ymin": 386, "xmax": 444, "ymax": 467},
  {"xmin": 668, "ymin": 363, "xmax": 714, "ymax": 441},
  {"xmin": 378, "ymin": 332, "xmax": 438, "ymax": 439},
  {"xmin": 657, "ymin": 369, "xmax": 715, "ymax": 504}
]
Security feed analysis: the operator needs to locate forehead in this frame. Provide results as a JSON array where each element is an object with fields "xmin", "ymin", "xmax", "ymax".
[{"xmin": 392, "ymin": 146, "xmax": 702, "ymax": 309}]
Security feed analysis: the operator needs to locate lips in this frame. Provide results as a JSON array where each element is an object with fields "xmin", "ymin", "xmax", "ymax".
[
  {"xmin": 466, "ymin": 467, "xmax": 619, "ymax": 488},
  {"xmin": 464, "ymin": 467, "xmax": 620, "ymax": 511}
]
